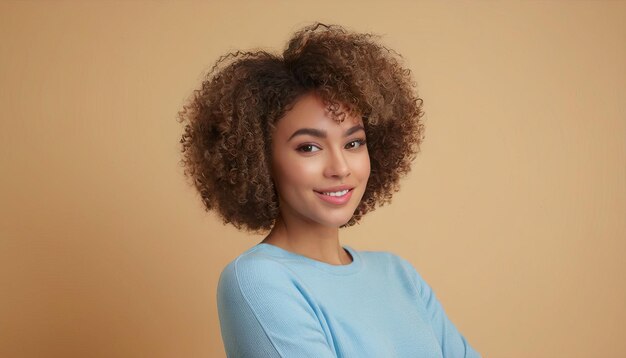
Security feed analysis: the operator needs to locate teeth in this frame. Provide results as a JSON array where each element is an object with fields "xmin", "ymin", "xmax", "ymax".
[{"xmin": 322, "ymin": 189, "xmax": 349, "ymax": 197}]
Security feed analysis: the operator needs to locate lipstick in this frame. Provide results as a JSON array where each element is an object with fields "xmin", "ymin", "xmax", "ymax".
[{"xmin": 314, "ymin": 188, "xmax": 354, "ymax": 205}]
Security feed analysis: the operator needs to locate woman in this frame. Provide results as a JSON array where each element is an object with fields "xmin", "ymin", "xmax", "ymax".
[{"xmin": 179, "ymin": 23, "xmax": 481, "ymax": 358}]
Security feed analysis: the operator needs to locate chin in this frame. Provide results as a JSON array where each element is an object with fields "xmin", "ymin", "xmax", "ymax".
[{"xmin": 315, "ymin": 211, "xmax": 356, "ymax": 228}]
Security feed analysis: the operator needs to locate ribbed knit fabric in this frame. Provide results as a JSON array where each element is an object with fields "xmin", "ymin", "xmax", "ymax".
[{"xmin": 217, "ymin": 243, "xmax": 481, "ymax": 358}]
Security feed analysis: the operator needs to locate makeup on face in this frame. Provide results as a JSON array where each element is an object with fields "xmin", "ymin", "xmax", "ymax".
[{"xmin": 270, "ymin": 93, "xmax": 370, "ymax": 228}]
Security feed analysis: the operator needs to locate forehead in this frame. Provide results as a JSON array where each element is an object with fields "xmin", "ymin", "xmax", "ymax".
[{"xmin": 274, "ymin": 93, "xmax": 363, "ymax": 136}]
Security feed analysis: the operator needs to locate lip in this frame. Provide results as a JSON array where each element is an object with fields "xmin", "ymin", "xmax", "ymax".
[{"xmin": 314, "ymin": 187, "xmax": 354, "ymax": 205}]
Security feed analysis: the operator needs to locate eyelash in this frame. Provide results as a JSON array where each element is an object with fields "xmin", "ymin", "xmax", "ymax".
[{"xmin": 296, "ymin": 139, "xmax": 367, "ymax": 153}]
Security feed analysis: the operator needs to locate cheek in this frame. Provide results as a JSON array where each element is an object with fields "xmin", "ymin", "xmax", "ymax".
[
  {"xmin": 272, "ymin": 154, "xmax": 320, "ymax": 192},
  {"xmin": 356, "ymin": 151, "xmax": 371, "ymax": 179}
]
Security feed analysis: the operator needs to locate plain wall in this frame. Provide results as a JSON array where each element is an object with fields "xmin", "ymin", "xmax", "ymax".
[{"xmin": 1, "ymin": 1, "xmax": 625, "ymax": 357}]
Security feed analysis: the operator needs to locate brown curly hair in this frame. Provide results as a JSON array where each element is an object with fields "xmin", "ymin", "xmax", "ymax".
[{"xmin": 178, "ymin": 23, "xmax": 424, "ymax": 233}]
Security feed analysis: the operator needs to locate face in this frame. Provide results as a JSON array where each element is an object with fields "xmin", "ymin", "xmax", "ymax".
[{"xmin": 270, "ymin": 93, "xmax": 371, "ymax": 229}]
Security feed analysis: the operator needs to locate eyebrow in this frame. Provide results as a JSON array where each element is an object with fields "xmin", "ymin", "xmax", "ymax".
[{"xmin": 287, "ymin": 125, "xmax": 365, "ymax": 142}]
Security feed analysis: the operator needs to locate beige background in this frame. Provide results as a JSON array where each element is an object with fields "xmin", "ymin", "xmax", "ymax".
[{"xmin": 1, "ymin": 1, "xmax": 625, "ymax": 357}]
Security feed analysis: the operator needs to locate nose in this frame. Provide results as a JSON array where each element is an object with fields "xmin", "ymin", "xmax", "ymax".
[{"xmin": 324, "ymin": 148, "xmax": 351, "ymax": 179}]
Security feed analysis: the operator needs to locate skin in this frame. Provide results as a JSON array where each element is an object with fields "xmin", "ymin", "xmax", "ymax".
[{"xmin": 260, "ymin": 92, "xmax": 371, "ymax": 265}]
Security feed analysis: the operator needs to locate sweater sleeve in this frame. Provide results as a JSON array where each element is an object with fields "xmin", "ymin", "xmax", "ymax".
[
  {"xmin": 217, "ymin": 257, "xmax": 336, "ymax": 358},
  {"xmin": 398, "ymin": 257, "xmax": 482, "ymax": 358}
]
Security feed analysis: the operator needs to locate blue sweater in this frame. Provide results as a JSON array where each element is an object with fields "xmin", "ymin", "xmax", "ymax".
[{"xmin": 217, "ymin": 243, "xmax": 481, "ymax": 357}]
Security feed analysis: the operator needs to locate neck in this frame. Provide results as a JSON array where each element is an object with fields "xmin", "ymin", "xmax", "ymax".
[{"xmin": 261, "ymin": 217, "xmax": 351, "ymax": 266}]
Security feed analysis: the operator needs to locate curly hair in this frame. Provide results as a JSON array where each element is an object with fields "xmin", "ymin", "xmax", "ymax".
[{"xmin": 178, "ymin": 23, "xmax": 424, "ymax": 233}]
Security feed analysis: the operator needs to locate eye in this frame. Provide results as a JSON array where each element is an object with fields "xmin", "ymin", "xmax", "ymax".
[
  {"xmin": 345, "ymin": 139, "xmax": 366, "ymax": 150},
  {"xmin": 296, "ymin": 144, "xmax": 321, "ymax": 153}
]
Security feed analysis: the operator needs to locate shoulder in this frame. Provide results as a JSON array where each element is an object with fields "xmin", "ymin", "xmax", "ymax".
[
  {"xmin": 218, "ymin": 246, "xmax": 297, "ymax": 297},
  {"xmin": 217, "ymin": 247, "xmax": 324, "ymax": 333},
  {"xmin": 217, "ymin": 246, "xmax": 308, "ymax": 312},
  {"xmin": 359, "ymin": 248, "xmax": 419, "ymax": 274},
  {"xmin": 358, "ymin": 248, "xmax": 430, "ymax": 294}
]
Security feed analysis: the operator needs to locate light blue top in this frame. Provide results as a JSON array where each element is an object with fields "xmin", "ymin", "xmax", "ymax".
[{"xmin": 217, "ymin": 243, "xmax": 481, "ymax": 358}]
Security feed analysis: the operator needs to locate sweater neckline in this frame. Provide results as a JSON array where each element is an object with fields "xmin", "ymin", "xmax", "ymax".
[{"xmin": 254, "ymin": 243, "xmax": 363, "ymax": 275}]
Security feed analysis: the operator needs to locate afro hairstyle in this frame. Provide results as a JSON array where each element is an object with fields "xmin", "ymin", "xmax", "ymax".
[{"xmin": 178, "ymin": 23, "xmax": 424, "ymax": 233}]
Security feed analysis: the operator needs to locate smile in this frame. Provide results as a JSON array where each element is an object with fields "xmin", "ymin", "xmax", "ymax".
[
  {"xmin": 322, "ymin": 189, "xmax": 350, "ymax": 196},
  {"xmin": 314, "ymin": 189, "xmax": 354, "ymax": 205}
]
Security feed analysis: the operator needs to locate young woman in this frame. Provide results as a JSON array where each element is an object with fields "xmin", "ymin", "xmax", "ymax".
[{"xmin": 179, "ymin": 23, "xmax": 481, "ymax": 358}]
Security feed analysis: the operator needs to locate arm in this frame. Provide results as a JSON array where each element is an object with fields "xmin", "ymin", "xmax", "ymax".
[
  {"xmin": 217, "ymin": 258, "xmax": 336, "ymax": 358},
  {"xmin": 400, "ymin": 257, "xmax": 482, "ymax": 358}
]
